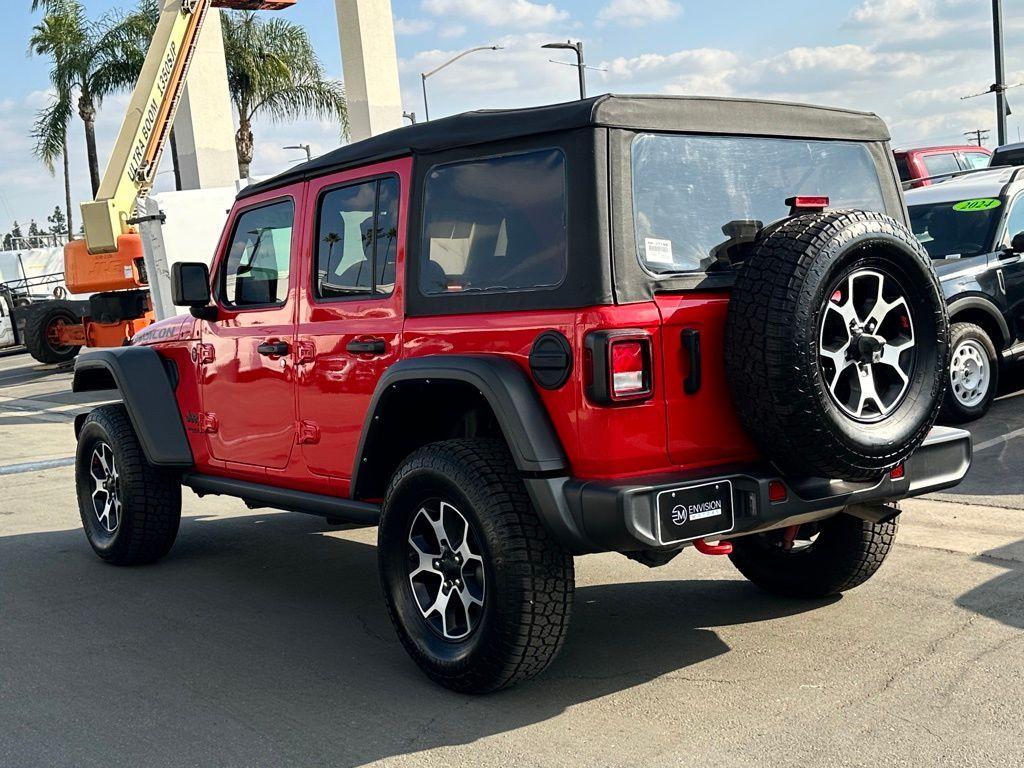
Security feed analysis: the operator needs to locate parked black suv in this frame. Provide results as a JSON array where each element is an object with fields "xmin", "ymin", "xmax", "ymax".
[{"xmin": 907, "ymin": 166, "xmax": 1024, "ymax": 421}]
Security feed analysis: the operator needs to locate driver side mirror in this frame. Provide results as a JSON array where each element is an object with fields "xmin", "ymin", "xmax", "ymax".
[
  {"xmin": 1010, "ymin": 231, "xmax": 1024, "ymax": 254},
  {"xmin": 171, "ymin": 262, "xmax": 216, "ymax": 320}
]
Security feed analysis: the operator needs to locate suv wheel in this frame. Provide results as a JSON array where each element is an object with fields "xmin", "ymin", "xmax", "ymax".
[
  {"xmin": 728, "ymin": 512, "xmax": 898, "ymax": 598},
  {"xmin": 942, "ymin": 322, "xmax": 998, "ymax": 423},
  {"xmin": 75, "ymin": 404, "xmax": 182, "ymax": 565},
  {"xmin": 378, "ymin": 438, "xmax": 574, "ymax": 693},
  {"xmin": 725, "ymin": 210, "xmax": 949, "ymax": 481}
]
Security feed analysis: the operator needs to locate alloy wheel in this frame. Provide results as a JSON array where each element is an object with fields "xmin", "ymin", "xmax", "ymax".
[
  {"xmin": 819, "ymin": 268, "xmax": 916, "ymax": 422},
  {"xmin": 88, "ymin": 442, "xmax": 121, "ymax": 535},
  {"xmin": 406, "ymin": 500, "xmax": 486, "ymax": 641}
]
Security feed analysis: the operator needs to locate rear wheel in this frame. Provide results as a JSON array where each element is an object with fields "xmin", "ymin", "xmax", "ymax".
[
  {"xmin": 728, "ymin": 512, "xmax": 898, "ymax": 598},
  {"xmin": 941, "ymin": 322, "xmax": 998, "ymax": 423},
  {"xmin": 24, "ymin": 302, "xmax": 81, "ymax": 364},
  {"xmin": 75, "ymin": 404, "xmax": 182, "ymax": 565},
  {"xmin": 378, "ymin": 438, "xmax": 574, "ymax": 693}
]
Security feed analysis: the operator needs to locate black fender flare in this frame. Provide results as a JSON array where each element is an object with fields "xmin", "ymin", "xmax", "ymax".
[
  {"xmin": 72, "ymin": 347, "xmax": 193, "ymax": 467},
  {"xmin": 947, "ymin": 294, "xmax": 1011, "ymax": 347},
  {"xmin": 351, "ymin": 355, "xmax": 567, "ymax": 496}
]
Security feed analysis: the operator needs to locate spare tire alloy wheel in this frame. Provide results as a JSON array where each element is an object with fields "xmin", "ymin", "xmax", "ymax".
[
  {"xmin": 949, "ymin": 338, "xmax": 990, "ymax": 409},
  {"xmin": 407, "ymin": 500, "xmax": 486, "ymax": 641},
  {"xmin": 725, "ymin": 210, "xmax": 949, "ymax": 482},
  {"xmin": 819, "ymin": 268, "xmax": 916, "ymax": 422}
]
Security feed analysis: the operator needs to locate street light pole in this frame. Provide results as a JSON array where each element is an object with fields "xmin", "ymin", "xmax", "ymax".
[
  {"xmin": 284, "ymin": 144, "xmax": 312, "ymax": 163},
  {"xmin": 420, "ymin": 45, "xmax": 504, "ymax": 121},
  {"xmin": 993, "ymin": 0, "xmax": 1008, "ymax": 146},
  {"xmin": 543, "ymin": 40, "xmax": 587, "ymax": 100}
]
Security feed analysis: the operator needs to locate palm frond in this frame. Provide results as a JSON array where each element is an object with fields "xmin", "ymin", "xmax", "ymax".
[{"xmin": 31, "ymin": 92, "xmax": 73, "ymax": 174}]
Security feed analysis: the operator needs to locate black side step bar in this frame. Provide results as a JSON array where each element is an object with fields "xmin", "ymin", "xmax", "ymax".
[{"xmin": 182, "ymin": 473, "xmax": 380, "ymax": 524}]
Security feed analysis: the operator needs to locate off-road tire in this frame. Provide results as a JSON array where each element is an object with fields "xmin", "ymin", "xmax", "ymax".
[
  {"xmin": 729, "ymin": 512, "xmax": 899, "ymax": 598},
  {"xmin": 725, "ymin": 210, "xmax": 949, "ymax": 481},
  {"xmin": 941, "ymin": 322, "xmax": 999, "ymax": 424},
  {"xmin": 24, "ymin": 302, "xmax": 81, "ymax": 364},
  {"xmin": 75, "ymin": 404, "xmax": 181, "ymax": 565},
  {"xmin": 378, "ymin": 438, "xmax": 574, "ymax": 693}
]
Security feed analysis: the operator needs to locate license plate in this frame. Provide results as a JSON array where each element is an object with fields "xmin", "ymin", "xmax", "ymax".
[{"xmin": 655, "ymin": 481, "xmax": 734, "ymax": 545}]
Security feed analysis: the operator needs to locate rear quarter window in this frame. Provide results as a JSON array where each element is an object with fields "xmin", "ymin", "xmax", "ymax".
[{"xmin": 419, "ymin": 149, "xmax": 567, "ymax": 295}]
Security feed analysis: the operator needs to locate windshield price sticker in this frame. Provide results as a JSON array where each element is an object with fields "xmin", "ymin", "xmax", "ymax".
[
  {"xmin": 953, "ymin": 198, "xmax": 1002, "ymax": 212},
  {"xmin": 645, "ymin": 237, "xmax": 675, "ymax": 264}
]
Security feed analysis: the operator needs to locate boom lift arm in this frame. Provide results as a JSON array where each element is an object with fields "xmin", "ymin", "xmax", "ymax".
[{"xmin": 61, "ymin": 0, "xmax": 295, "ymax": 347}]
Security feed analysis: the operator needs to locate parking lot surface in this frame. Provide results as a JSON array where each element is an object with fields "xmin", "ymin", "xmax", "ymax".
[{"xmin": 1, "ymin": 349, "xmax": 1022, "ymax": 768}]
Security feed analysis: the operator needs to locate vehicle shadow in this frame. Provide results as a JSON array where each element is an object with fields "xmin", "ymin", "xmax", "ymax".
[
  {"xmin": 0, "ymin": 511, "xmax": 832, "ymax": 768},
  {"xmin": 955, "ymin": 538, "xmax": 1024, "ymax": 631}
]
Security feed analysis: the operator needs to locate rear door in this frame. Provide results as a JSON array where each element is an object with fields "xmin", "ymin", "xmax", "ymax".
[
  {"xmin": 201, "ymin": 194, "xmax": 299, "ymax": 470},
  {"xmin": 294, "ymin": 159, "xmax": 409, "ymax": 491}
]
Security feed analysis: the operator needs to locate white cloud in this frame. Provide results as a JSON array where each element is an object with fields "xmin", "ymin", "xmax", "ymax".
[
  {"xmin": 394, "ymin": 17, "xmax": 435, "ymax": 35},
  {"xmin": 597, "ymin": 0, "xmax": 682, "ymax": 28},
  {"xmin": 421, "ymin": 0, "xmax": 569, "ymax": 28}
]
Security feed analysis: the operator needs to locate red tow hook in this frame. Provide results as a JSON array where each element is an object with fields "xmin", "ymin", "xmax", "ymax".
[
  {"xmin": 693, "ymin": 538, "xmax": 733, "ymax": 556},
  {"xmin": 781, "ymin": 525, "xmax": 801, "ymax": 551}
]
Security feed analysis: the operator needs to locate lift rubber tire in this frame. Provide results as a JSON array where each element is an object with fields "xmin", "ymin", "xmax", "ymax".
[
  {"xmin": 941, "ymin": 322, "xmax": 999, "ymax": 424},
  {"xmin": 729, "ymin": 512, "xmax": 899, "ymax": 597},
  {"xmin": 23, "ymin": 302, "xmax": 81, "ymax": 364},
  {"xmin": 725, "ymin": 210, "xmax": 949, "ymax": 482},
  {"xmin": 75, "ymin": 404, "xmax": 182, "ymax": 565},
  {"xmin": 378, "ymin": 438, "xmax": 574, "ymax": 693}
]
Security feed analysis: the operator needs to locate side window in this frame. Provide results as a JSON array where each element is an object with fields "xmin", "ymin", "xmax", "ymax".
[
  {"xmin": 962, "ymin": 152, "xmax": 991, "ymax": 170},
  {"xmin": 314, "ymin": 176, "xmax": 400, "ymax": 299},
  {"xmin": 419, "ymin": 149, "xmax": 567, "ymax": 295},
  {"xmin": 1004, "ymin": 194, "xmax": 1024, "ymax": 243},
  {"xmin": 220, "ymin": 200, "xmax": 294, "ymax": 308},
  {"xmin": 922, "ymin": 153, "xmax": 960, "ymax": 178}
]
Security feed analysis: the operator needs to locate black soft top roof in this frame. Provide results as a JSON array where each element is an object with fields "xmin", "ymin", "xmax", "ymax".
[{"xmin": 239, "ymin": 93, "xmax": 891, "ymax": 200}]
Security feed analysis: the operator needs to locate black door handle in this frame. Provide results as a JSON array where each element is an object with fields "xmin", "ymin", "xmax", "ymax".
[
  {"xmin": 681, "ymin": 328, "xmax": 701, "ymax": 394},
  {"xmin": 346, "ymin": 338, "xmax": 387, "ymax": 355},
  {"xmin": 257, "ymin": 340, "xmax": 289, "ymax": 357}
]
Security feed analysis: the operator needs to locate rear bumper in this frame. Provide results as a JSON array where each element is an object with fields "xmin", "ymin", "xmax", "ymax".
[{"xmin": 526, "ymin": 426, "xmax": 972, "ymax": 554}]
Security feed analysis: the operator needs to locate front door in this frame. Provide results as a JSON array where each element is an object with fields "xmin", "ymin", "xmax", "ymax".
[
  {"xmin": 295, "ymin": 160, "xmax": 409, "ymax": 491},
  {"xmin": 201, "ymin": 195, "xmax": 299, "ymax": 470}
]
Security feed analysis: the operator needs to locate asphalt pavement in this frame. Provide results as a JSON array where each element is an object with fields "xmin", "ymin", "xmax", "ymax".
[{"xmin": 1, "ymin": 349, "xmax": 1022, "ymax": 768}]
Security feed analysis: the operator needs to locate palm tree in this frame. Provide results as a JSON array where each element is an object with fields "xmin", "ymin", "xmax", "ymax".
[
  {"xmin": 221, "ymin": 11, "xmax": 348, "ymax": 178},
  {"xmin": 29, "ymin": 0, "xmax": 154, "ymax": 196}
]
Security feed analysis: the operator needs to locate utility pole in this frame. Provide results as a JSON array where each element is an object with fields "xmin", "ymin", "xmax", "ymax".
[
  {"xmin": 993, "ymin": 0, "xmax": 1008, "ymax": 146},
  {"xmin": 965, "ymin": 128, "xmax": 991, "ymax": 147}
]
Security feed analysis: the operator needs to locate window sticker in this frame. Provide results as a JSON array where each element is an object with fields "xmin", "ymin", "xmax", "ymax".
[
  {"xmin": 952, "ymin": 198, "xmax": 1002, "ymax": 212},
  {"xmin": 644, "ymin": 237, "xmax": 674, "ymax": 265}
]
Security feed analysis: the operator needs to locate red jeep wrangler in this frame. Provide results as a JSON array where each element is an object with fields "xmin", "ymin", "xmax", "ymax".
[{"xmin": 72, "ymin": 95, "xmax": 972, "ymax": 693}]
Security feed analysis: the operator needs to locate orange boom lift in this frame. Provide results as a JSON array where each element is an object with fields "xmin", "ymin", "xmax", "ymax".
[{"xmin": 58, "ymin": 0, "xmax": 296, "ymax": 351}]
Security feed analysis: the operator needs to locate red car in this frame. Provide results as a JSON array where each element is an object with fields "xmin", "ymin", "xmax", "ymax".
[
  {"xmin": 71, "ymin": 96, "xmax": 971, "ymax": 692},
  {"xmin": 895, "ymin": 145, "xmax": 992, "ymax": 187}
]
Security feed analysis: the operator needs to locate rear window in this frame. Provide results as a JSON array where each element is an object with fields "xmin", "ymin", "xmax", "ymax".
[
  {"xmin": 631, "ymin": 134, "xmax": 886, "ymax": 274},
  {"xmin": 419, "ymin": 149, "xmax": 567, "ymax": 295},
  {"xmin": 908, "ymin": 198, "xmax": 1003, "ymax": 260}
]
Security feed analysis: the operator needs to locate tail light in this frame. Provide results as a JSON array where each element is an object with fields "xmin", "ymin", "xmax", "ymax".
[{"xmin": 585, "ymin": 330, "xmax": 653, "ymax": 405}]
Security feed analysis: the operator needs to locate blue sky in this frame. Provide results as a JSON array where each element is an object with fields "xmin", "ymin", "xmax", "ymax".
[{"xmin": 2, "ymin": 0, "xmax": 1022, "ymax": 232}]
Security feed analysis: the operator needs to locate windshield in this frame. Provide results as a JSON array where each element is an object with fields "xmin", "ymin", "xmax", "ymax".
[
  {"xmin": 631, "ymin": 134, "xmax": 887, "ymax": 274},
  {"xmin": 908, "ymin": 198, "xmax": 1002, "ymax": 260}
]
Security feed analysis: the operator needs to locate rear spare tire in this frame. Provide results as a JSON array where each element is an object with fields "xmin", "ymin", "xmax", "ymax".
[{"xmin": 725, "ymin": 210, "xmax": 948, "ymax": 481}]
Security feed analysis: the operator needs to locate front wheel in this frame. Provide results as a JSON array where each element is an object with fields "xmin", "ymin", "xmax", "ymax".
[
  {"xmin": 941, "ymin": 322, "xmax": 999, "ymax": 424},
  {"xmin": 728, "ymin": 512, "xmax": 898, "ymax": 598},
  {"xmin": 24, "ymin": 303, "xmax": 81, "ymax": 364},
  {"xmin": 378, "ymin": 439, "xmax": 574, "ymax": 693},
  {"xmin": 75, "ymin": 404, "xmax": 182, "ymax": 565}
]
